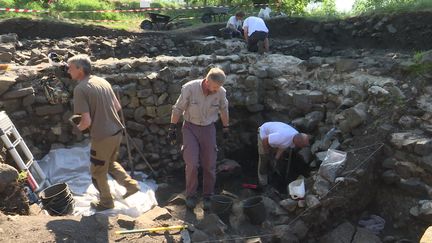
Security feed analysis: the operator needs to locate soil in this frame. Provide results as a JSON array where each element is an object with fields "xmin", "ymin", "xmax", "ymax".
[{"xmin": 2, "ymin": 11, "xmax": 432, "ymax": 51}]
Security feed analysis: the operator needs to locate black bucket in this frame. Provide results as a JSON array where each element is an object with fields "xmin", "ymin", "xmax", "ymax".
[
  {"xmin": 242, "ymin": 196, "xmax": 266, "ymax": 225},
  {"xmin": 39, "ymin": 183, "xmax": 74, "ymax": 216},
  {"xmin": 210, "ymin": 195, "xmax": 233, "ymax": 223}
]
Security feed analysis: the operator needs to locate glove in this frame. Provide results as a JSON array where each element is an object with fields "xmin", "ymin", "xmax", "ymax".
[
  {"xmin": 168, "ymin": 123, "xmax": 177, "ymax": 145},
  {"xmin": 223, "ymin": 126, "xmax": 229, "ymax": 140}
]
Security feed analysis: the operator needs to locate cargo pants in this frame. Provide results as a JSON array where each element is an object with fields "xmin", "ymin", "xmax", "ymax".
[{"xmin": 90, "ymin": 132, "xmax": 139, "ymax": 207}]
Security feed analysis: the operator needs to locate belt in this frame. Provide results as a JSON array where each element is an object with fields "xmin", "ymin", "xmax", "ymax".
[{"xmin": 185, "ymin": 121, "xmax": 214, "ymax": 127}]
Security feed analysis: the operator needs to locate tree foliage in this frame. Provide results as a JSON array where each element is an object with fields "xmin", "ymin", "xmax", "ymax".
[{"xmin": 353, "ymin": 0, "xmax": 431, "ymax": 13}]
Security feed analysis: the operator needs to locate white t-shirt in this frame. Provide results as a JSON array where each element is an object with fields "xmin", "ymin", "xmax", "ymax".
[
  {"xmin": 258, "ymin": 7, "xmax": 272, "ymax": 19},
  {"xmin": 226, "ymin": 16, "xmax": 242, "ymax": 29},
  {"xmin": 259, "ymin": 122, "xmax": 299, "ymax": 149},
  {"xmin": 243, "ymin": 16, "xmax": 269, "ymax": 36}
]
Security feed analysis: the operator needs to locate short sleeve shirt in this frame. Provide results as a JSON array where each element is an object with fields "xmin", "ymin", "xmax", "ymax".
[
  {"xmin": 226, "ymin": 16, "xmax": 242, "ymax": 29},
  {"xmin": 172, "ymin": 79, "xmax": 229, "ymax": 126},
  {"xmin": 73, "ymin": 75, "xmax": 123, "ymax": 141},
  {"xmin": 259, "ymin": 122, "xmax": 299, "ymax": 149},
  {"xmin": 243, "ymin": 16, "xmax": 269, "ymax": 36}
]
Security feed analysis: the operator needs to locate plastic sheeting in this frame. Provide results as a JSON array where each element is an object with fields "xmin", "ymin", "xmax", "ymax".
[{"xmin": 38, "ymin": 141, "xmax": 158, "ymax": 218}]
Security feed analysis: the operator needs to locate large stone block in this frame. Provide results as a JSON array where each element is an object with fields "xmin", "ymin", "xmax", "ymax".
[
  {"xmin": 35, "ymin": 104, "xmax": 64, "ymax": 116},
  {"xmin": 2, "ymin": 87, "xmax": 34, "ymax": 99},
  {"xmin": 0, "ymin": 75, "xmax": 17, "ymax": 96},
  {"xmin": 0, "ymin": 163, "xmax": 19, "ymax": 193}
]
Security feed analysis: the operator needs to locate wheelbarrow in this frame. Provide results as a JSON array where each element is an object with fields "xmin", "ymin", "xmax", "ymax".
[
  {"xmin": 201, "ymin": 6, "xmax": 231, "ymax": 23},
  {"xmin": 140, "ymin": 12, "xmax": 186, "ymax": 30}
]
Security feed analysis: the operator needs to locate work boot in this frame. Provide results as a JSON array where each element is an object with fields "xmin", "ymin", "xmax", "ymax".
[
  {"xmin": 203, "ymin": 196, "xmax": 212, "ymax": 211},
  {"xmin": 123, "ymin": 185, "xmax": 140, "ymax": 199},
  {"xmin": 257, "ymin": 41, "xmax": 265, "ymax": 54},
  {"xmin": 90, "ymin": 200, "xmax": 114, "ymax": 211},
  {"xmin": 186, "ymin": 196, "xmax": 197, "ymax": 209}
]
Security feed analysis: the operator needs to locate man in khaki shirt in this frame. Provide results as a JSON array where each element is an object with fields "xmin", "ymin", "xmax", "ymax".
[
  {"xmin": 68, "ymin": 54, "xmax": 139, "ymax": 211},
  {"xmin": 169, "ymin": 68, "xmax": 229, "ymax": 210}
]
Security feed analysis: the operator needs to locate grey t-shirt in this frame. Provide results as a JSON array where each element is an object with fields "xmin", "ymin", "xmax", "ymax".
[{"xmin": 73, "ymin": 75, "xmax": 123, "ymax": 141}]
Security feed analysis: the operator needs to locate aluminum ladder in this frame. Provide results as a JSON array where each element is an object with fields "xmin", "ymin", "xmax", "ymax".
[{"xmin": 0, "ymin": 111, "xmax": 49, "ymax": 192}]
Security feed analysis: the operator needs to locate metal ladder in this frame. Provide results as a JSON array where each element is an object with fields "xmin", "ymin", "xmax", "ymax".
[{"xmin": 0, "ymin": 111, "xmax": 49, "ymax": 192}]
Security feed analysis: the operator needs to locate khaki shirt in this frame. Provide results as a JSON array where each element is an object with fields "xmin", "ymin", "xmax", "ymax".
[
  {"xmin": 172, "ymin": 79, "xmax": 229, "ymax": 126},
  {"xmin": 73, "ymin": 75, "xmax": 123, "ymax": 141}
]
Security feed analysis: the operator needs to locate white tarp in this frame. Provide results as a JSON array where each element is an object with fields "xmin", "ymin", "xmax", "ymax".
[{"xmin": 38, "ymin": 141, "xmax": 158, "ymax": 218}]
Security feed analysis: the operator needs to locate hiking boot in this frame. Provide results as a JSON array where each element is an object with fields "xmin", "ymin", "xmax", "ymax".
[
  {"xmin": 257, "ymin": 41, "xmax": 265, "ymax": 54},
  {"xmin": 123, "ymin": 185, "xmax": 140, "ymax": 199},
  {"xmin": 203, "ymin": 196, "xmax": 212, "ymax": 211},
  {"xmin": 186, "ymin": 196, "xmax": 197, "ymax": 209},
  {"xmin": 90, "ymin": 200, "xmax": 114, "ymax": 211}
]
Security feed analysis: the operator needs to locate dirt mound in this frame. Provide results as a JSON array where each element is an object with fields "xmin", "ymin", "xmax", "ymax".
[
  {"xmin": 0, "ymin": 18, "xmax": 131, "ymax": 39},
  {"xmin": 267, "ymin": 11, "xmax": 432, "ymax": 51},
  {"xmin": 2, "ymin": 11, "xmax": 432, "ymax": 51}
]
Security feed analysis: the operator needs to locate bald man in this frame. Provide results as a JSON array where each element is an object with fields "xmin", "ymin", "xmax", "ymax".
[{"xmin": 257, "ymin": 122, "xmax": 309, "ymax": 186}]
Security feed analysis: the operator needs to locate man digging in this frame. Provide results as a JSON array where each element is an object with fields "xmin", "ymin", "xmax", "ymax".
[
  {"xmin": 257, "ymin": 122, "xmax": 310, "ymax": 186},
  {"xmin": 68, "ymin": 54, "xmax": 140, "ymax": 211}
]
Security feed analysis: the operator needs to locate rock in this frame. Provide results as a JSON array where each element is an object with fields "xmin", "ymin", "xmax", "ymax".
[
  {"xmin": 156, "ymin": 104, "xmax": 172, "ymax": 118},
  {"xmin": 305, "ymin": 194, "xmax": 320, "ymax": 208},
  {"xmin": 312, "ymin": 25, "xmax": 321, "ymax": 33},
  {"xmin": 254, "ymin": 54, "xmax": 303, "ymax": 75},
  {"xmin": 126, "ymin": 121, "xmax": 147, "ymax": 131},
  {"xmin": 320, "ymin": 221, "xmax": 355, "ymax": 243},
  {"xmin": 272, "ymin": 225, "xmax": 299, "ymax": 243},
  {"xmin": 191, "ymin": 229, "xmax": 209, "ymax": 242},
  {"xmin": 398, "ymin": 178, "xmax": 428, "ymax": 197},
  {"xmin": 0, "ymin": 52, "xmax": 13, "ymax": 62},
  {"xmin": 386, "ymin": 24, "xmax": 397, "ymax": 33},
  {"xmin": 196, "ymin": 214, "xmax": 227, "ymax": 236},
  {"xmin": 242, "ymin": 76, "xmax": 259, "ymax": 91},
  {"xmin": 157, "ymin": 66, "xmax": 174, "ymax": 82},
  {"xmin": 266, "ymin": 67, "xmax": 283, "ymax": 78},
  {"xmin": 2, "ymin": 87, "xmax": 34, "ymax": 99},
  {"xmin": 390, "ymin": 131, "xmax": 431, "ymax": 155},
  {"xmin": 35, "ymin": 104, "xmax": 64, "ymax": 116},
  {"xmin": 291, "ymin": 219, "xmax": 309, "ymax": 239},
  {"xmin": 382, "ymin": 170, "xmax": 399, "ymax": 184},
  {"xmin": 410, "ymin": 200, "xmax": 432, "ymax": 223},
  {"xmin": 336, "ymin": 102, "xmax": 368, "ymax": 133},
  {"xmin": 335, "ymin": 59, "xmax": 358, "ymax": 72},
  {"xmin": 0, "ymin": 43, "xmax": 15, "ymax": 53},
  {"xmin": 304, "ymin": 111, "xmax": 325, "ymax": 131},
  {"xmin": 262, "ymin": 196, "xmax": 281, "ymax": 216},
  {"xmin": 394, "ymin": 161, "xmax": 425, "ymax": 179},
  {"xmin": 136, "ymin": 89, "xmax": 153, "ymax": 98},
  {"xmin": 353, "ymin": 227, "xmax": 382, "ymax": 243},
  {"xmin": 368, "ymin": 85, "xmax": 390, "ymax": 96},
  {"xmin": 117, "ymin": 214, "xmax": 135, "ymax": 229},
  {"xmin": 0, "ymin": 33, "xmax": 18, "ymax": 43},
  {"xmin": 0, "ymin": 75, "xmax": 16, "ymax": 96},
  {"xmin": 141, "ymin": 206, "xmax": 172, "ymax": 221},
  {"xmin": 0, "ymin": 163, "xmax": 19, "ymax": 193},
  {"xmin": 398, "ymin": 115, "xmax": 416, "ymax": 128},
  {"xmin": 313, "ymin": 175, "xmax": 331, "ymax": 197},
  {"xmin": 279, "ymin": 198, "xmax": 297, "ymax": 212},
  {"xmin": 22, "ymin": 94, "xmax": 36, "ymax": 107}
]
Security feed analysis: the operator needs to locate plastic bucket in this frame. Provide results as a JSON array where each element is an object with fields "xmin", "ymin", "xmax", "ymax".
[
  {"xmin": 242, "ymin": 196, "xmax": 266, "ymax": 225},
  {"xmin": 210, "ymin": 195, "xmax": 233, "ymax": 223},
  {"xmin": 288, "ymin": 178, "xmax": 305, "ymax": 200},
  {"xmin": 39, "ymin": 183, "xmax": 74, "ymax": 216}
]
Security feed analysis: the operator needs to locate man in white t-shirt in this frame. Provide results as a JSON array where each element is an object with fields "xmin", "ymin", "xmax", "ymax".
[
  {"xmin": 258, "ymin": 5, "xmax": 272, "ymax": 19},
  {"xmin": 243, "ymin": 16, "xmax": 269, "ymax": 53},
  {"xmin": 225, "ymin": 11, "xmax": 245, "ymax": 38},
  {"xmin": 257, "ymin": 122, "xmax": 309, "ymax": 186}
]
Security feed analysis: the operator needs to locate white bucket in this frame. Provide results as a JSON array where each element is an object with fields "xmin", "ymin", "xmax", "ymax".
[{"xmin": 288, "ymin": 178, "xmax": 305, "ymax": 200}]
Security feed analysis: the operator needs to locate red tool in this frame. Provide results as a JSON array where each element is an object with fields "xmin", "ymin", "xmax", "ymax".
[{"xmin": 242, "ymin": 183, "xmax": 258, "ymax": 189}]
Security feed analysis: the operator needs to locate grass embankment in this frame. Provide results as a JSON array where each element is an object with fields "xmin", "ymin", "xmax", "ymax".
[{"xmin": 0, "ymin": 0, "xmax": 256, "ymax": 31}]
